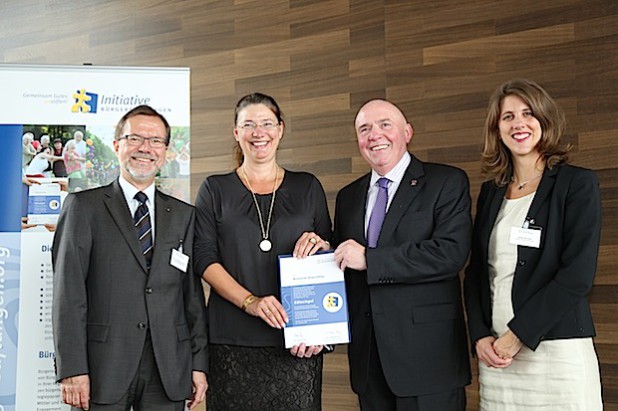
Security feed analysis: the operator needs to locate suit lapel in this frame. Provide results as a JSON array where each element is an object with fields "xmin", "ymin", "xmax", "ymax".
[
  {"xmin": 153, "ymin": 190, "xmax": 174, "ymax": 257},
  {"xmin": 479, "ymin": 166, "xmax": 556, "ymax": 249},
  {"xmin": 378, "ymin": 157, "xmax": 425, "ymax": 244},
  {"xmin": 103, "ymin": 180, "xmax": 149, "ymax": 274},
  {"xmin": 526, "ymin": 166, "xmax": 557, "ymax": 220},
  {"xmin": 486, "ymin": 184, "xmax": 507, "ymax": 228},
  {"xmin": 480, "ymin": 183, "xmax": 507, "ymax": 254},
  {"xmin": 351, "ymin": 175, "xmax": 371, "ymax": 245}
]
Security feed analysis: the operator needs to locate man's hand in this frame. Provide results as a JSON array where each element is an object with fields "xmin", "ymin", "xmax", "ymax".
[
  {"xmin": 187, "ymin": 371, "xmax": 208, "ymax": 410},
  {"xmin": 334, "ymin": 239, "xmax": 367, "ymax": 271},
  {"xmin": 61, "ymin": 374, "xmax": 90, "ymax": 410}
]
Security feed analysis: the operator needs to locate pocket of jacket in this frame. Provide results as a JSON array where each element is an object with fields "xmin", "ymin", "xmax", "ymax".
[
  {"xmin": 412, "ymin": 303, "xmax": 457, "ymax": 324},
  {"xmin": 87, "ymin": 323, "xmax": 109, "ymax": 342},
  {"xmin": 176, "ymin": 323, "xmax": 190, "ymax": 341}
]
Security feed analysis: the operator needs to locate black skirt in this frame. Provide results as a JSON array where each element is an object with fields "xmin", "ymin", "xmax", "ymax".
[{"xmin": 207, "ymin": 344, "xmax": 323, "ymax": 411}]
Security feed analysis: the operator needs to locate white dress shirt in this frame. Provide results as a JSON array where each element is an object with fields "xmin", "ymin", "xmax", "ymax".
[
  {"xmin": 364, "ymin": 152, "xmax": 411, "ymax": 234},
  {"xmin": 118, "ymin": 176, "xmax": 156, "ymax": 243}
]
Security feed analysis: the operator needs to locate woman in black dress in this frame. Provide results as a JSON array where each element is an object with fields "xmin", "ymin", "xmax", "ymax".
[{"xmin": 194, "ymin": 92, "xmax": 332, "ymax": 410}]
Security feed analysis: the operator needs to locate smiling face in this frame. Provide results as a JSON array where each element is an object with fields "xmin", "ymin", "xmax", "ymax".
[
  {"xmin": 114, "ymin": 114, "xmax": 167, "ymax": 190},
  {"xmin": 498, "ymin": 95, "xmax": 542, "ymax": 161},
  {"xmin": 234, "ymin": 103, "xmax": 283, "ymax": 165},
  {"xmin": 355, "ymin": 100, "xmax": 413, "ymax": 175}
]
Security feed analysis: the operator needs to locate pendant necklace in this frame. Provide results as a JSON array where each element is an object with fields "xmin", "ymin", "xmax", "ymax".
[
  {"xmin": 241, "ymin": 164, "xmax": 279, "ymax": 252},
  {"xmin": 512, "ymin": 174, "xmax": 542, "ymax": 190}
]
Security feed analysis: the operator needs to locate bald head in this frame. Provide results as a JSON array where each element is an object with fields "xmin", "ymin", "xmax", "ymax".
[{"xmin": 354, "ymin": 99, "xmax": 413, "ymax": 175}]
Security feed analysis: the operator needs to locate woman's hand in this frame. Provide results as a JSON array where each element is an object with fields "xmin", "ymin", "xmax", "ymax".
[
  {"xmin": 476, "ymin": 336, "xmax": 513, "ymax": 368},
  {"xmin": 244, "ymin": 295, "xmax": 288, "ymax": 329},
  {"xmin": 290, "ymin": 343, "xmax": 323, "ymax": 358},
  {"xmin": 293, "ymin": 231, "xmax": 330, "ymax": 258},
  {"xmin": 493, "ymin": 329, "xmax": 523, "ymax": 360}
]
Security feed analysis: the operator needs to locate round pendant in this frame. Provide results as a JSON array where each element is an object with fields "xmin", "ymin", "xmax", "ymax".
[{"xmin": 259, "ymin": 239, "xmax": 272, "ymax": 252}]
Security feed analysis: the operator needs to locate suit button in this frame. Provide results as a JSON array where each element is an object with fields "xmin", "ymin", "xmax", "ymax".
[
  {"xmin": 365, "ymin": 312, "xmax": 371, "ymax": 317},
  {"xmin": 138, "ymin": 322, "xmax": 147, "ymax": 329},
  {"xmin": 145, "ymin": 288, "xmax": 153, "ymax": 294}
]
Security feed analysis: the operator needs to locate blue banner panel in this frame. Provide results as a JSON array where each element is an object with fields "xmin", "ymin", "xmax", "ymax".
[{"xmin": 0, "ymin": 125, "xmax": 24, "ymax": 233}]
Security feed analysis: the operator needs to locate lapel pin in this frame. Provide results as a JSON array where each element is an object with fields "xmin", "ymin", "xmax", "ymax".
[
  {"xmin": 166, "ymin": 207, "xmax": 171, "ymax": 212},
  {"xmin": 410, "ymin": 179, "xmax": 418, "ymax": 186}
]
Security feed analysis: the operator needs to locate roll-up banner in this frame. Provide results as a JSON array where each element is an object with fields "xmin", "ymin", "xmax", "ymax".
[{"xmin": 0, "ymin": 64, "xmax": 191, "ymax": 411}]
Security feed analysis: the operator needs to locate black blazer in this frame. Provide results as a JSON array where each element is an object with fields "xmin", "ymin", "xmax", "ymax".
[
  {"xmin": 334, "ymin": 155, "xmax": 472, "ymax": 397},
  {"xmin": 464, "ymin": 164, "xmax": 601, "ymax": 351},
  {"xmin": 52, "ymin": 180, "xmax": 209, "ymax": 403}
]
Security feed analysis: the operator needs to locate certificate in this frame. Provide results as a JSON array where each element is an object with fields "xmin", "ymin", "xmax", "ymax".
[
  {"xmin": 27, "ymin": 182, "xmax": 62, "ymax": 225},
  {"xmin": 279, "ymin": 251, "xmax": 350, "ymax": 348}
]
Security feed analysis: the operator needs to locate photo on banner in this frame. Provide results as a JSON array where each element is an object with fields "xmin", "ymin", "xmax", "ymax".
[{"xmin": 0, "ymin": 64, "xmax": 191, "ymax": 411}]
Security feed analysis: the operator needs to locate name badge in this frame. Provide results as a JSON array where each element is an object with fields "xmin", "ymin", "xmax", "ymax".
[
  {"xmin": 171, "ymin": 248, "xmax": 189, "ymax": 272},
  {"xmin": 509, "ymin": 226, "xmax": 541, "ymax": 248}
]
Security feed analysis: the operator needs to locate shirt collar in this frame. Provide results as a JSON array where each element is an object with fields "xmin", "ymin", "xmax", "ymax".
[
  {"xmin": 118, "ymin": 175, "xmax": 156, "ymax": 205},
  {"xmin": 369, "ymin": 152, "xmax": 411, "ymax": 187}
]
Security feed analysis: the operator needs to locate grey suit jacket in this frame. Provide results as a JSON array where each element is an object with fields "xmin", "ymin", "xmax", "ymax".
[
  {"xmin": 52, "ymin": 179, "xmax": 208, "ymax": 404},
  {"xmin": 334, "ymin": 155, "xmax": 472, "ymax": 397}
]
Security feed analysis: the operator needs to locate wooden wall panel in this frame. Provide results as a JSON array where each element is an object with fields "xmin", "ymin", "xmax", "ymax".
[{"xmin": 2, "ymin": 0, "xmax": 617, "ymax": 409}]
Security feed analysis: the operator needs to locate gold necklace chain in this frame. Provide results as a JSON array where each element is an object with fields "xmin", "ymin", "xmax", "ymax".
[{"xmin": 241, "ymin": 164, "xmax": 279, "ymax": 246}]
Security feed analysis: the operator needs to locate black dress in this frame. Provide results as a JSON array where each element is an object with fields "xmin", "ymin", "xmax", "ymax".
[{"xmin": 194, "ymin": 169, "xmax": 332, "ymax": 411}]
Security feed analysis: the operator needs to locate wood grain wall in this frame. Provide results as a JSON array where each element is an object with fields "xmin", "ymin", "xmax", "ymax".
[{"xmin": 2, "ymin": 0, "xmax": 616, "ymax": 409}]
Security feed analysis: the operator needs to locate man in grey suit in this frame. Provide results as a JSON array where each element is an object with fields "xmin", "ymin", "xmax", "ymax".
[
  {"xmin": 52, "ymin": 105, "xmax": 208, "ymax": 410},
  {"xmin": 334, "ymin": 99, "xmax": 471, "ymax": 410}
]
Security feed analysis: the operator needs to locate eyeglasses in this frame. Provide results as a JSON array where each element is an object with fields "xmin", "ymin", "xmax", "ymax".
[
  {"xmin": 237, "ymin": 121, "xmax": 280, "ymax": 132},
  {"xmin": 120, "ymin": 134, "xmax": 168, "ymax": 148}
]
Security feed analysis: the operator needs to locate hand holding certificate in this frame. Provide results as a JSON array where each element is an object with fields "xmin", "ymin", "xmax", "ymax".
[{"xmin": 279, "ymin": 251, "xmax": 350, "ymax": 348}]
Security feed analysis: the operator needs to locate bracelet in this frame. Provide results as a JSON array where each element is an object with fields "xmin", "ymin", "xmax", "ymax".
[{"xmin": 241, "ymin": 294, "xmax": 258, "ymax": 311}]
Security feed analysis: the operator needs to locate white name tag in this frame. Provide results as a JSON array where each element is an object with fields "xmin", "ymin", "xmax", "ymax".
[
  {"xmin": 509, "ymin": 227, "xmax": 541, "ymax": 248},
  {"xmin": 171, "ymin": 248, "xmax": 189, "ymax": 272}
]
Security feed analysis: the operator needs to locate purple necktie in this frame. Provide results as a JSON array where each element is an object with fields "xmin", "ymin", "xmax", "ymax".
[{"xmin": 367, "ymin": 177, "xmax": 390, "ymax": 248}]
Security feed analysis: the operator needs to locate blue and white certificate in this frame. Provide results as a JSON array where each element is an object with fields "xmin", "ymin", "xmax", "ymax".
[
  {"xmin": 279, "ymin": 251, "xmax": 350, "ymax": 348},
  {"xmin": 27, "ymin": 182, "xmax": 62, "ymax": 225}
]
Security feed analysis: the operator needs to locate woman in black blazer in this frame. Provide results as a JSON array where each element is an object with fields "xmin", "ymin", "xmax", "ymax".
[{"xmin": 464, "ymin": 79, "xmax": 603, "ymax": 410}]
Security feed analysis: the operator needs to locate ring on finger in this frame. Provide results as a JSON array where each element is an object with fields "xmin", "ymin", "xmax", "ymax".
[{"xmin": 309, "ymin": 237, "xmax": 318, "ymax": 245}]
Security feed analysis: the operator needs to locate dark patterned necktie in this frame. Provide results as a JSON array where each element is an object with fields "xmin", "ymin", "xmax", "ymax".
[
  {"xmin": 134, "ymin": 192, "xmax": 153, "ymax": 269},
  {"xmin": 366, "ymin": 177, "xmax": 390, "ymax": 248}
]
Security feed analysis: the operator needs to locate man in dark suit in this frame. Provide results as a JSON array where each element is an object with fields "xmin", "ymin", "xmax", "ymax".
[
  {"xmin": 52, "ymin": 105, "xmax": 208, "ymax": 410},
  {"xmin": 334, "ymin": 99, "xmax": 472, "ymax": 410}
]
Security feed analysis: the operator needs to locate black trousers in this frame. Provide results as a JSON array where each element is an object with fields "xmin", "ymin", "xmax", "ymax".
[
  {"xmin": 358, "ymin": 332, "xmax": 466, "ymax": 411},
  {"xmin": 75, "ymin": 334, "xmax": 185, "ymax": 411}
]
